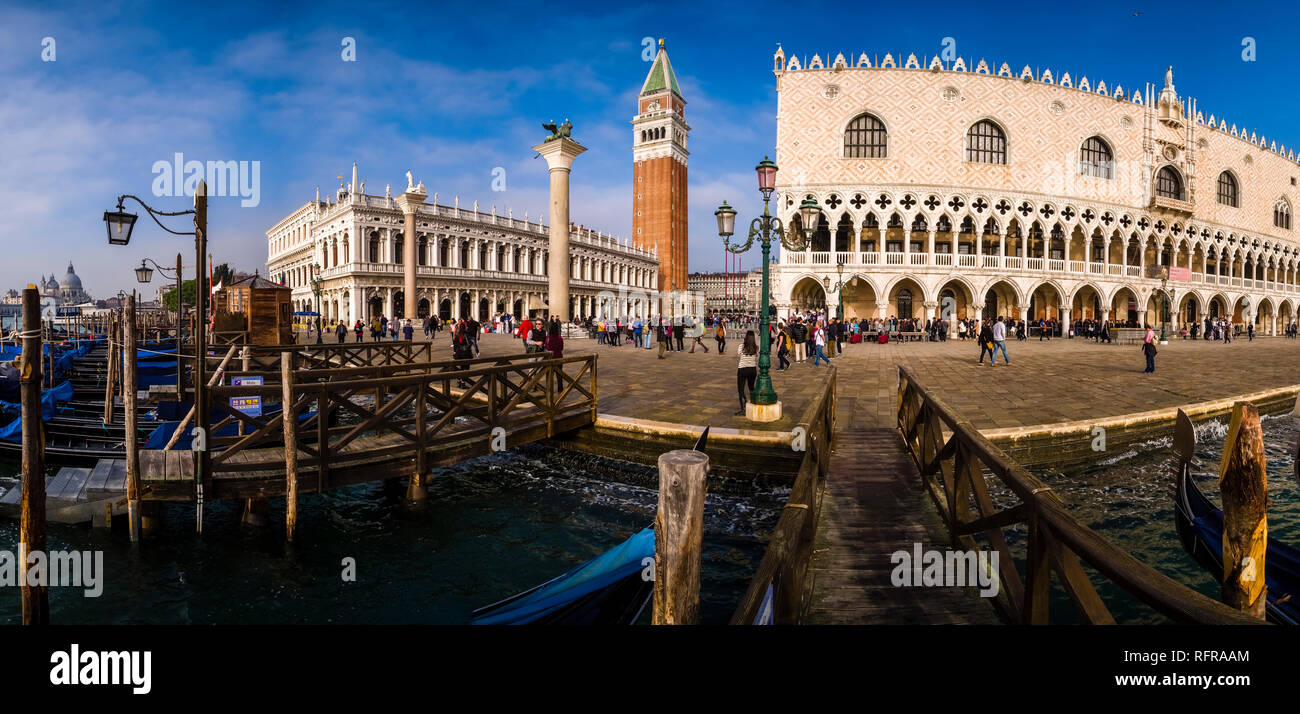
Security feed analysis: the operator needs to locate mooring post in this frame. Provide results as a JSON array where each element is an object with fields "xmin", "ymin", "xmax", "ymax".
[
  {"xmin": 1291, "ymin": 393, "xmax": 1299, "ymax": 486},
  {"xmin": 19, "ymin": 287, "xmax": 49, "ymax": 624},
  {"xmin": 1219, "ymin": 401, "xmax": 1268, "ymax": 619},
  {"xmin": 281, "ymin": 351, "xmax": 298, "ymax": 542},
  {"xmin": 652, "ymin": 448, "xmax": 709, "ymax": 625},
  {"xmin": 103, "ymin": 314, "xmax": 116, "ymax": 426},
  {"xmin": 124, "ymin": 294, "xmax": 142, "ymax": 541}
]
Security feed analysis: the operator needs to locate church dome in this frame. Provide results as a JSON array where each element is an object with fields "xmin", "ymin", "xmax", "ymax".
[
  {"xmin": 60, "ymin": 262, "xmax": 83, "ymax": 291},
  {"xmin": 44, "ymin": 274, "xmax": 59, "ymax": 291}
]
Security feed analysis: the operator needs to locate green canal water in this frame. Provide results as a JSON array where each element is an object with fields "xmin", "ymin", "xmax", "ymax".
[
  {"xmin": 0, "ymin": 445, "xmax": 784, "ymax": 625},
  {"xmin": 1031, "ymin": 414, "xmax": 1300, "ymax": 624}
]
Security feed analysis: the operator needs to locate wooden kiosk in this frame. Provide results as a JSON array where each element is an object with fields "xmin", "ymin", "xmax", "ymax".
[{"xmin": 212, "ymin": 274, "xmax": 293, "ymax": 346}]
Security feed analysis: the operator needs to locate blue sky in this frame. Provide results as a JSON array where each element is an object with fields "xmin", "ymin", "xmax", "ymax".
[{"xmin": 2, "ymin": 0, "xmax": 1298, "ymax": 300}]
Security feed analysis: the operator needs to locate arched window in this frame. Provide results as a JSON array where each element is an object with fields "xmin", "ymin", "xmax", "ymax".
[
  {"xmin": 368, "ymin": 234, "xmax": 380, "ymax": 263},
  {"xmin": 843, "ymin": 113, "xmax": 888, "ymax": 158},
  {"xmin": 1155, "ymin": 166, "xmax": 1183, "ymax": 200},
  {"xmin": 966, "ymin": 120, "xmax": 1006, "ymax": 164},
  {"xmin": 1079, "ymin": 137, "xmax": 1113, "ymax": 179},
  {"xmin": 1217, "ymin": 172, "xmax": 1239, "ymax": 207},
  {"xmin": 1275, "ymin": 199, "xmax": 1292, "ymax": 230}
]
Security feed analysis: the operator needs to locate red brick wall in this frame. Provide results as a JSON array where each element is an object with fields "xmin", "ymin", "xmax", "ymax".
[{"xmin": 633, "ymin": 155, "xmax": 689, "ymax": 293}]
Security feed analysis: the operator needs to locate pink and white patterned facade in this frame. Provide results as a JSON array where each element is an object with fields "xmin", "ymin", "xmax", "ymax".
[{"xmin": 769, "ymin": 48, "xmax": 1300, "ymax": 333}]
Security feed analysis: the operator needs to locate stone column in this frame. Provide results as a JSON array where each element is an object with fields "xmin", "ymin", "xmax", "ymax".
[
  {"xmin": 395, "ymin": 183, "xmax": 427, "ymax": 321},
  {"xmin": 532, "ymin": 135, "xmax": 587, "ymax": 321}
]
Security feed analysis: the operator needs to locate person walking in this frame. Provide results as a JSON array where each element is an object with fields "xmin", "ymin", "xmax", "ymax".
[
  {"xmin": 991, "ymin": 316, "xmax": 1010, "ymax": 366},
  {"xmin": 811, "ymin": 321, "xmax": 831, "ymax": 366},
  {"xmin": 1142, "ymin": 325, "xmax": 1157, "ymax": 373},
  {"xmin": 776, "ymin": 322, "xmax": 791, "ymax": 371},
  {"xmin": 354, "ymin": 319, "xmax": 364, "ymax": 343},
  {"xmin": 715, "ymin": 321, "xmax": 727, "ymax": 354},
  {"xmin": 402, "ymin": 319, "xmax": 414, "ymax": 341},
  {"xmin": 735, "ymin": 330, "xmax": 759, "ymax": 416},
  {"xmin": 978, "ymin": 319, "xmax": 995, "ymax": 365},
  {"xmin": 656, "ymin": 319, "xmax": 668, "ymax": 359},
  {"xmin": 336, "ymin": 322, "xmax": 347, "ymax": 343},
  {"xmin": 544, "ymin": 320, "xmax": 564, "ymax": 358},
  {"xmin": 792, "ymin": 318, "xmax": 807, "ymax": 362},
  {"xmin": 451, "ymin": 322, "xmax": 474, "ymax": 388},
  {"xmin": 690, "ymin": 319, "xmax": 708, "ymax": 353},
  {"xmin": 675, "ymin": 319, "xmax": 686, "ymax": 352}
]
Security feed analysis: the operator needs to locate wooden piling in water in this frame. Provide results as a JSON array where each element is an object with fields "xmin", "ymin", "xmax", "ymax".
[
  {"xmin": 1218, "ymin": 401, "xmax": 1268, "ymax": 619},
  {"xmin": 281, "ymin": 351, "xmax": 298, "ymax": 542},
  {"xmin": 124, "ymin": 294, "xmax": 141, "ymax": 542},
  {"xmin": 19, "ymin": 287, "xmax": 49, "ymax": 625},
  {"xmin": 652, "ymin": 448, "xmax": 709, "ymax": 625}
]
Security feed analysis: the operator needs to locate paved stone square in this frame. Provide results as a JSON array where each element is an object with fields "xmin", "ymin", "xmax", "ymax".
[{"xmin": 465, "ymin": 331, "xmax": 1300, "ymax": 433}]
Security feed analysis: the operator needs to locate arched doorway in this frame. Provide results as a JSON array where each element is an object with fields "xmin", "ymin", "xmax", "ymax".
[
  {"xmin": 935, "ymin": 279, "xmax": 973, "ymax": 322},
  {"xmin": 1111, "ymin": 287, "xmax": 1139, "ymax": 326},
  {"xmin": 513, "ymin": 299, "xmax": 523, "ymax": 318},
  {"xmin": 417, "ymin": 298, "xmax": 430, "ymax": 319},
  {"xmin": 896, "ymin": 288, "xmax": 913, "ymax": 320},
  {"xmin": 789, "ymin": 276, "xmax": 828, "ymax": 314},
  {"xmin": 368, "ymin": 296, "xmax": 382, "ymax": 320},
  {"xmin": 887, "ymin": 277, "xmax": 925, "ymax": 321},
  {"xmin": 982, "ymin": 281, "xmax": 1018, "ymax": 320},
  {"xmin": 459, "ymin": 292, "xmax": 471, "ymax": 320},
  {"xmin": 1072, "ymin": 284, "xmax": 1103, "ymax": 320},
  {"xmin": 479, "ymin": 298, "xmax": 490, "ymax": 322},
  {"xmin": 439, "ymin": 299, "xmax": 452, "ymax": 321},
  {"xmin": 840, "ymin": 275, "xmax": 876, "ymax": 320},
  {"xmin": 392, "ymin": 291, "xmax": 405, "ymax": 320},
  {"xmin": 1182, "ymin": 295, "xmax": 1198, "ymax": 325}
]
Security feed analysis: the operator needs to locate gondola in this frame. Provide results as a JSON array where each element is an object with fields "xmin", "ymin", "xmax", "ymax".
[
  {"xmin": 1172, "ymin": 408, "xmax": 1300, "ymax": 625},
  {"xmin": 471, "ymin": 426, "xmax": 711, "ymax": 625}
]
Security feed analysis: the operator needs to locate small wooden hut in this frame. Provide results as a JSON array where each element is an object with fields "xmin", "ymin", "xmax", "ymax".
[{"xmin": 212, "ymin": 274, "xmax": 293, "ymax": 345}]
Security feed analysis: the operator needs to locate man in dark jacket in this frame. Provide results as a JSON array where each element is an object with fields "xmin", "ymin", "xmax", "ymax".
[
  {"xmin": 791, "ymin": 319, "xmax": 807, "ymax": 363},
  {"xmin": 977, "ymin": 320, "xmax": 995, "ymax": 365}
]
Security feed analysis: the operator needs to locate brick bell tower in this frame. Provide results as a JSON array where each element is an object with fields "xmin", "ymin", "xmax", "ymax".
[{"xmin": 632, "ymin": 38, "xmax": 690, "ymax": 303}]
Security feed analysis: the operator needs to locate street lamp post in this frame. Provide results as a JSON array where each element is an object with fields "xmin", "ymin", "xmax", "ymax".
[
  {"xmin": 714, "ymin": 157, "xmax": 818, "ymax": 422},
  {"xmin": 135, "ymin": 254, "xmax": 185, "ymax": 395},
  {"xmin": 1159, "ymin": 276, "xmax": 1174, "ymax": 345},
  {"xmin": 105, "ymin": 181, "xmax": 209, "ymax": 531},
  {"xmin": 823, "ymin": 257, "xmax": 847, "ymax": 319},
  {"xmin": 311, "ymin": 263, "xmax": 323, "ymax": 344}
]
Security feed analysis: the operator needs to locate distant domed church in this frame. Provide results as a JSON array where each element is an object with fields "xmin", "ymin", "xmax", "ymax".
[{"xmin": 38, "ymin": 262, "xmax": 92, "ymax": 305}]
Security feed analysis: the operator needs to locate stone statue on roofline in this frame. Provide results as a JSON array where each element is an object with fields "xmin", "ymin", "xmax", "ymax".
[{"xmin": 406, "ymin": 170, "xmax": 415, "ymax": 191}]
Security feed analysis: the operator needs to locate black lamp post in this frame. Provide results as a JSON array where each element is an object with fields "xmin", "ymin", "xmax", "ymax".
[
  {"xmin": 714, "ymin": 156, "xmax": 818, "ymax": 421},
  {"xmin": 135, "ymin": 255, "xmax": 185, "ymax": 392},
  {"xmin": 1159, "ymin": 276, "xmax": 1174, "ymax": 344},
  {"xmin": 105, "ymin": 181, "xmax": 210, "ymax": 526},
  {"xmin": 823, "ymin": 256, "xmax": 847, "ymax": 319},
  {"xmin": 311, "ymin": 263, "xmax": 323, "ymax": 344}
]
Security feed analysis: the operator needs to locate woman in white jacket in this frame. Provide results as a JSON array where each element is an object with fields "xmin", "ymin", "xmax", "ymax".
[{"xmin": 735, "ymin": 330, "xmax": 758, "ymax": 415}]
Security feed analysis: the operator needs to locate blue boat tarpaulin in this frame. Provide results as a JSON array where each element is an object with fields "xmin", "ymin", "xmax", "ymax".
[
  {"xmin": 471, "ymin": 527, "xmax": 654, "ymax": 625},
  {"xmin": 0, "ymin": 380, "xmax": 75, "ymax": 442}
]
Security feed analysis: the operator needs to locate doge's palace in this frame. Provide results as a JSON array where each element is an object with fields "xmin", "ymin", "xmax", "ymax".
[{"xmin": 768, "ymin": 47, "xmax": 1300, "ymax": 334}]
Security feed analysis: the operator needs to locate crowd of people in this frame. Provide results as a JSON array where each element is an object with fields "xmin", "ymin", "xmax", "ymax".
[{"xmin": 305, "ymin": 307, "xmax": 1300, "ymax": 402}]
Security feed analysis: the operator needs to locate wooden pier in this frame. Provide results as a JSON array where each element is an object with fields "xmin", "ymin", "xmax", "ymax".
[
  {"xmin": 806, "ymin": 428, "xmax": 998, "ymax": 624},
  {"xmin": 140, "ymin": 350, "xmax": 596, "ymax": 502}
]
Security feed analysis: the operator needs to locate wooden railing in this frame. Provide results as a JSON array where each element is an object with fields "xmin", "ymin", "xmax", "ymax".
[
  {"xmin": 730, "ymin": 369, "xmax": 836, "ymax": 625},
  {"xmin": 190, "ymin": 353, "xmax": 596, "ymax": 488},
  {"xmin": 895, "ymin": 364, "xmax": 1263, "ymax": 625},
  {"xmin": 206, "ymin": 340, "xmax": 436, "ymax": 372}
]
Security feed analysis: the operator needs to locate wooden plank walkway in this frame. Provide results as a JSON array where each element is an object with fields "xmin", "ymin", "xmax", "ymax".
[
  {"xmin": 806, "ymin": 428, "xmax": 1000, "ymax": 624},
  {"xmin": 0, "ymin": 459, "xmax": 127, "ymax": 525}
]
